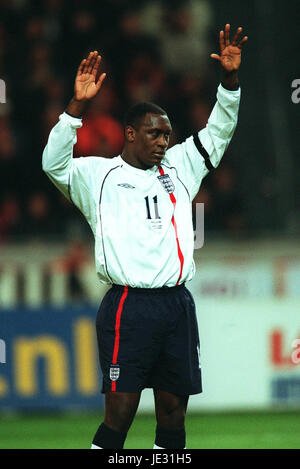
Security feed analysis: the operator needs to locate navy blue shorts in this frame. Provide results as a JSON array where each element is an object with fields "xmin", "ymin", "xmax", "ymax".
[{"xmin": 96, "ymin": 283, "xmax": 202, "ymax": 396}]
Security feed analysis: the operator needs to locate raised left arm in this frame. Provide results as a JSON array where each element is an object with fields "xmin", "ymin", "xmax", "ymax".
[
  {"xmin": 196, "ymin": 24, "xmax": 248, "ymax": 173},
  {"xmin": 164, "ymin": 24, "xmax": 248, "ymax": 199},
  {"xmin": 210, "ymin": 23, "xmax": 248, "ymax": 90}
]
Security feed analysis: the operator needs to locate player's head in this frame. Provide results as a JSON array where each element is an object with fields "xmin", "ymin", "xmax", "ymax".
[{"xmin": 123, "ymin": 102, "xmax": 172, "ymax": 169}]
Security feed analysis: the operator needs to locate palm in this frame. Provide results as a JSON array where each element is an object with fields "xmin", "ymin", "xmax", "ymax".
[
  {"xmin": 219, "ymin": 45, "xmax": 242, "ymax": 72},
  {"xmin": 210, "ymin": 24, "xmax": 248, "ymax": 72},
  {"xmin": 74, "ymin": 51, "xmax": 106, "ymax": 101},
  {"xmin": 76, "ymin": 73, "xmax": 99, "ymax": 100}
]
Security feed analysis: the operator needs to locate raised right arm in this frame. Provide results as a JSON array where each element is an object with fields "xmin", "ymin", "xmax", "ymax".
[
  {"xmin": 42, "ymin": 51, "xmax": 106, "ymax": 199},
  {"xmin": 42, "ymin": 112, "xmax": 83, "ymax": 199}
]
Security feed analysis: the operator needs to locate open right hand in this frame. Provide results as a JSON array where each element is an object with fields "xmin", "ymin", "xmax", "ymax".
[{"xmin": 74, "ymin": 51, "xmax": 106, "ymax": 101}]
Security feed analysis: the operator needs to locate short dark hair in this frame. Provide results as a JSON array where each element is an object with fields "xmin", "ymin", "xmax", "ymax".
[{"xmin": 124, "ymin": 102, "xmax": 168, "ymax": 130}]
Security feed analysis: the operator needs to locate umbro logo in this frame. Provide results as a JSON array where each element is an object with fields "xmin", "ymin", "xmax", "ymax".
[{"xmin": 117, "ymin": 183, "xmax": 135, "ymax": 189}]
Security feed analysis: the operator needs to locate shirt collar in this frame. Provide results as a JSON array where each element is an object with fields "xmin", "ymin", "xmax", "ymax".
[{"xmin": 118, "ymin": 156, "xmax": 159, "ymax": 176}]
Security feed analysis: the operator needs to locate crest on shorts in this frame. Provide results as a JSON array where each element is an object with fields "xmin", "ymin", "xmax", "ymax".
[
  {"xmin": 110, "ymin": 364, "xmax": 120, "ymax": 381},
  {"xmin": 157, "ymin": 174, "xmax": 175, "ymax": 194}
]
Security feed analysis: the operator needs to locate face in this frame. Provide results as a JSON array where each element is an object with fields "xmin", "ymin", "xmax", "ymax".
[{"xmin": 126, "ymin": 113, "xmax": 172, "ymax": 169}]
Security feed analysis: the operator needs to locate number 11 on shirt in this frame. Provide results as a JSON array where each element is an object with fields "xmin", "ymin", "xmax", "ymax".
[{"xmin": 145, "ymin": 195, "xmax": 161, "ymax": 220}]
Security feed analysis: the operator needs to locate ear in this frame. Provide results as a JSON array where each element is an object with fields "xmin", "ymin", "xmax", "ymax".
[{"xmin": 125, "ymin": 125, "xmax": 136, "ymax": 143}]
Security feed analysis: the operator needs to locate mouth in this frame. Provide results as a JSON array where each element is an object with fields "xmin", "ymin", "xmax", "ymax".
[{"xmin": 152, "ymin": 152, "xmax": 165, "ymax": 160}]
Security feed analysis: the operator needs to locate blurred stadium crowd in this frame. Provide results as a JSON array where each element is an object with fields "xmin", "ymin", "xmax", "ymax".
[{"xmin": 0, "ymin": 0, "xmax": 247, "ymax": 243}]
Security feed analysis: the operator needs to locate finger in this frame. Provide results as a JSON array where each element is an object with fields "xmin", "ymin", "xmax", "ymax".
[
  {"xmin": 210, "ymin": 53, "xmax": 221, "ymax": 62},
  {"xmin": 219, "ymin": 30, "xmax": 225, "ymax": 53},
  {"xmin": 87, "ymin": 53, "xmax": 96, "ymax": 74},
  {"xmin": 225, "ymin": 23, "xmax": 230, "ymax": 47},
  {"xmin": 238, "ymin": 36, "xmax": 248, "ymax": 49},
  {"xmin": 92, "ymin": 55, "xmax": 102, "ymax": 78},
  {"xmin": 83, "ymin": 52, "xmax": 93, "ymax": 74},
  {"xmin": 76, "ymin": 58, "xmax": 86, "ymax": 77},
  {"xmin": 96, "ymin": 72, "xmax": 106, "ymax": 90},
  {"xmin": 232, "ymin": 26, "xmax": 242, "ymax": 46},
  {"xmin": 87, "ymin": 51, "xmax": 98, "ymax": 74}
]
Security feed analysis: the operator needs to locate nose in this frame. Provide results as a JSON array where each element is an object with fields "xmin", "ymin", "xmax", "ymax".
[{"xmin": 157, "ymin": 134, "xmax": 168, "ymax": 149}]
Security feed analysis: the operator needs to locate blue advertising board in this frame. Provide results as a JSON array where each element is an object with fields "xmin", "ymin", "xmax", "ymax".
[{"xmin": 0, "ymin": 305, "xmax": 104, "ymax": 410}]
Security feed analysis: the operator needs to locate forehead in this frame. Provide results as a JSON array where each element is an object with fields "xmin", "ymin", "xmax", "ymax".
[{"xmin": 140, "ymin": 113, "xmax": 172, "ymax": 131}]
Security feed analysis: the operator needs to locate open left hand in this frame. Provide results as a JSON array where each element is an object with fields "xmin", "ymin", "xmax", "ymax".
[{"xmin": 210, "ymin": 24, "xmax": 248, "ymax": 73}]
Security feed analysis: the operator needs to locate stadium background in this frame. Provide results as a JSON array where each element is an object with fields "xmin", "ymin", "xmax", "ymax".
[{"xmin": 0, "ymin": 0, "xmax": 300, "ymax": 449}]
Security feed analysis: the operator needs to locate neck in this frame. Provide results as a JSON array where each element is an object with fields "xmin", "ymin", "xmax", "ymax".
[{"xmin": 121, "ymin": 148, "xmax": 151, "ymax": 171}]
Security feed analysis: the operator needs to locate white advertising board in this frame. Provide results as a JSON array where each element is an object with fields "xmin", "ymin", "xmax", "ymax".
[{"xmin": 139, "ymin": 297, "xmax": 300, "ymax": 411}]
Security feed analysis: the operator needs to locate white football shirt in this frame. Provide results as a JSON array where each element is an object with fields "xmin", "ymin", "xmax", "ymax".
[{"xmin": 42, "ymin": 84, "xmax": 241, "ymax": 287}]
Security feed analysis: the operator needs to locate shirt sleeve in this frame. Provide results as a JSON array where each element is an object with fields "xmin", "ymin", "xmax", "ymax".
[
  {"xmin": 42, "ymin": 112, "xmax": 102, "ymax": 227},
  {"xmin": 164, "ymin": 83, "xmax": 241, "ymax": 200}
]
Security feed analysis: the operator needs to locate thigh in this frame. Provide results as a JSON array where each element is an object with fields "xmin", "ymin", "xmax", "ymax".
[
  {"xmin": 154, "ymin": 390, "xmax": 189, "ymax": 429},
  {"xmin": 149, "ymin": 287, "xmax": 202, "ymax": 395},
  {"xmin": 96, "ymin": 286, "xmax": 164, "ymax": 393},
  {"xmin": 104, "ymin": 391, "xmax": 141, "ymax": 433}
]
